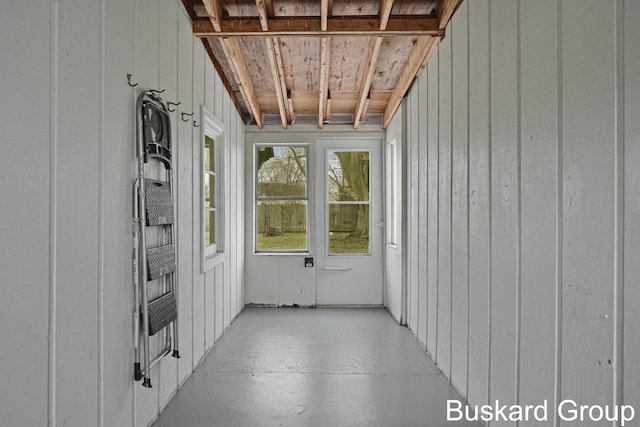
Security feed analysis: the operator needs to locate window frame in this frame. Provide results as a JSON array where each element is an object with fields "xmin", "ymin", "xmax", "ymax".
[
  {"xmin": 201, "ymin": 106, "xmax": 225, "ymax": 272},
  {"xmin": 385, "ymin": 138, "xmax": 398, "ymax": 248},
  {"xmin": 254, "ymin": 143, "xmax": 310, "ymax": 254}
]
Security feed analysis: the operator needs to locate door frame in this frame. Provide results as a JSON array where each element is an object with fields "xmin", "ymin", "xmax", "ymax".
[{"xmin": 315, "ymin": 137, "xmax": 385, "ymax": 306}]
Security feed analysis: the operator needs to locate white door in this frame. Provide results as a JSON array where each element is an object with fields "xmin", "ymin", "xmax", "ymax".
[{"xmin": 315, "ymin": 138, "xmax": 383, "ymax": 305}]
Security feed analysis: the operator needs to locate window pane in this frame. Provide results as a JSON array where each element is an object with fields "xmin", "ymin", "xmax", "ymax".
[
  {"xmin": 328, "ymin": 203, "xmax": 369, "ymax": 254},
  {"xmin": 204, "ymin": 173, "xmax": 215, "ymax": 208},
  {"xmin": 257, "ymin": 146, "xmax": 307, "ymax": 198},
  {"xmin": 327, "ymin": 151, "xmax": 369, "ymax": 202},
  {"xmin": 204, "ymin": 136, "xmax": 215, "ymax": 172},
  {"xmin": 204, "ymin": 210, "xmax": 215, "ymax": 247},
  {"xmin": 257, "ymin": 201, "xmax": 307, "ymax": 251}
]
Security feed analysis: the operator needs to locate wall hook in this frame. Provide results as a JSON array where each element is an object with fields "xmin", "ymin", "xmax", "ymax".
[
  {"xmin": 127, "ymin": 73, "xmax": 138, "ymax": 87},
  {"xmin": 181, "ymin": 112, "xmax": 194, "ymax": 122},
  {"xmin": 193, "ymin": 120, "xmax": 200, "ymax": 128},
  {"xmin": 150, "ymin": 88, "xmax": 165, "ymax": 94},
  {"xmin": 167, "ymin": 101, "xmax": 181, "ymax": 112}
]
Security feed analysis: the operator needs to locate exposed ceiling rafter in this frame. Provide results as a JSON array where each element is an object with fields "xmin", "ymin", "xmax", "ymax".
[
  {"xmin": 256, "ymin": 0, "xmax": 289, "ymax": 128},
  {"xmin": 202, "ymin": 0, "xmax": 263, "ymax": 128},
  {"xmin": 353, "ymin": 0, "xmax": 395, "ymax": 129},
  {"xmin": 184, "ymin": 0, "xmax": 464, "ymax": 129},
  {"xmin": 383, "ymin": 36, "xmax": 438, "ymax": 128}
]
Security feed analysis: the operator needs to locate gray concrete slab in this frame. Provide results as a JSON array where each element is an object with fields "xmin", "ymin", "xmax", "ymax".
[{"xmin": 154, "ymin": 308, "xmax": 482, "ymax": 427}]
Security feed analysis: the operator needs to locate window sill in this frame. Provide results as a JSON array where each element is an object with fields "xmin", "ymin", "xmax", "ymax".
[{"xmin": 253, "ymin": 252, "xmax": 312, "ymax": 257}]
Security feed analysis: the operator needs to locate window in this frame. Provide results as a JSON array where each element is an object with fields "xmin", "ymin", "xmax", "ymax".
[
  {"xmin": 255, "ymin": 145, "xmax": 308, "ymax": 252},
  {"xmin": 386, "ymin": 138, "xmax": 398, "ymax": 247},
  {"xmin": 202, "ymin": 107, "xmax": 225, "ymax": 267}
]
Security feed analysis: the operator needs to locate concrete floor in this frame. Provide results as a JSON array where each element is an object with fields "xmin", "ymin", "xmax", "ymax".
[{"xmin": 154, "ymin": 308, "xmax": 481, "ymax": 427}]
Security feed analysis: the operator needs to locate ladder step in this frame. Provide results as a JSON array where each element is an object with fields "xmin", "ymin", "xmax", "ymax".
[
  {"xmin": 148, "ymin": 291, "xmax": 177, "ymax": 336},
  {"xmin": 147, "ymin": 244, "xmax": 176, "ymax": 280},
  {"xmin": 145, "ymin": 179, "xmax": 174, "ymax": 225}
]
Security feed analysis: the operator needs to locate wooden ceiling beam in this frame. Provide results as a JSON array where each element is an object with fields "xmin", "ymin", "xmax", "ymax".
[
  {"xmin": 201, "ymin": 0, "xmax": 223, "ymax": 32},
  {"xmin": 378, "ymin": 0, "xmax": 395, "ymax": 30},
  {"xmin": 202, "ymin": 0, "xmax": 263, "ymax": 127},
  {"xmin": 353, "ymin": 0, "xmax": 394, "ymax": 128},
  {"xmin": 256, "ymin": 0, "xmax": 289, "ymax": 128},
  {"xmin": 383, "ymin": 36, "xmax": 436, "ymax": 128},
  {"xmin": 436, "ymin": 0, "xmax": 462, "ymax": 29},
  {"xmin": 193, "ymin": 17, "xmax": 442, "ymax": 37},
  {"xmin": 265, "ymin": 38, "xmax": 288, "ymax": 128},
  {"xmin": 255, "ymin": 0, "xmax": 270, "ymax": 31},
  {"xmin": 353, "ymin": 37, "xmax": 383, "ymax": 128},
  {"xmin": 202, "ymin": 39, "xmax": 245, "ymax": 119},
  {"xmin": 220, "ymin": 38, "xmax": 264, "ymax": 128},
  {"xmin": 321, "ymin": 0, "xmax": 328, "ymax": 31}
]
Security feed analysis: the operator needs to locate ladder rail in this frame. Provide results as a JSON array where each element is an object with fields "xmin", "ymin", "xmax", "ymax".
[{"xmin": 133, "ymin": 179, "xmax": 141, "ymax": 381}]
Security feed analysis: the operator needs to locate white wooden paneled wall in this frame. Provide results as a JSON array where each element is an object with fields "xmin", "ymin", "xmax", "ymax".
[
  {"xmin": 404, "ymin": 1, "xmax": 640, "ymax": 426},
  {"xmin": 0, "ymin": 0, "xmax": 245, "ymax": 426}
]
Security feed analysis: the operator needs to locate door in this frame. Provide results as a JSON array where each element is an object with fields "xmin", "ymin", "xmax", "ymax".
[{"xmin": 315, "ymin": 138, "xmax": 383, "ymax": 305}]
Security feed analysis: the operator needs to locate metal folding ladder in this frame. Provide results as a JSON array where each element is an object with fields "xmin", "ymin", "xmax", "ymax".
[{"xmin": 133, "ymin": 91, "xmax": 180, "ymax": 388}]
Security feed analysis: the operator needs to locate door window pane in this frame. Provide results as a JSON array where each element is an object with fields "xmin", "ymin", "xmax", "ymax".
[
  {"xmin": 328, "ymin": 204, "xmax": 370, "ymax": 254},
  {"xmin": 327, "ymin": 151, "xmax": 369, "ymax": 202},
  {"xmin": 327, "ymin": 150, "xmax": 370, "ymax": 255}
]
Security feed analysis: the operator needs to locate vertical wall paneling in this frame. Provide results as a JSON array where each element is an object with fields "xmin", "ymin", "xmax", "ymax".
[
  {"xmin": 176, "ymin": 3, "xmax": 195, "ymax": 386},
  {"xmin": 561, "ymin": 1, "xmax": 615, "ymax": 419},
  {"xmin": 191, "ymin": 41, "xmax": 206, "ymax": 366},
  {"xmin": 134, "ymin": 0, "xmax": 161, "ymax": 423},
  {"xmin": 1, "ymin": 0, "xmax": 245, "ymax": 424},
  {"xmin": 205, "ymin": 270, "xmax": 215, "ymax": 349},
  {"xmin": 230, "ymin": 108, "xmax": 239, "ymax": 321},
  {"xmin": 49, "ymin": 1, "xmax": 60, "ymax": 423},
  {"xmin": 0, "ymin": 1, "xmax": 50, "ymax": 425},
  {"xmin": 417, "ymin": 60, "xmax": 429, "ymax": 347},
  {"xmin": 519, "ymin": 1, "xmax": 558, "ymax": 424},
  {"xmin": 450, "ymin": 3, "xmax": 469, "ymax": 398},
  {"xmin": 403, "ymin": 1, "xmax": 639, "ymax": 424},
  {"xmin": 488, "ymin": 0, "xmax": 518, "ymax": 415},
  {"xmin": 437, "ymin": 34, "xmax": 452, "ymax": 377},
  {"xmin": 466, "ymin": 0, "xmax": 491, "ymax": 406},
  {"xmin": 103, "ymin": 0, "xmax": 135, "ymax": 424},
  {"xmin": 613, "ymin": 0, "xmax": 625, "ymax": 417},
  {"xmin": 222, "ymin": 93, "xmax": 235, "ymax": 330},
  {"xmin": 157, "ymin": 0, "xmax": 179, "ymax": 409},
  {"xmin": 237, "ymin": 114, "xmax": 245, "ymax": 315},
  {"xmin": 426, "ymin": 51, "xmax": 440, "ymax": 356},
  {"xmin": 215, "ymin": 265, "xmax": 225, "ymax": 341},
  {"xmin": 624, "ymin": 0, "xmax": 640, "ymax": 413},
  {"xmin": 408, "ymin": 80, "xmax": 419, "ymax": 333},
  {"xmin": 56, "ymin": 1, "xmax": 101, "ymax": 425},
  {"xmin": 231, "ymin": 112, "xmax": 238, "ymax": 317}
]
